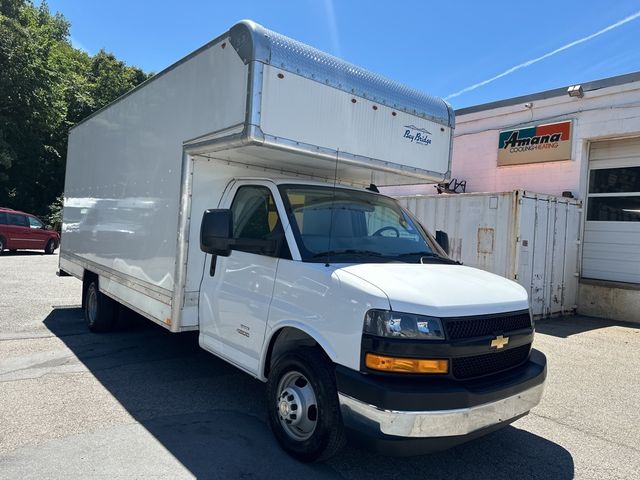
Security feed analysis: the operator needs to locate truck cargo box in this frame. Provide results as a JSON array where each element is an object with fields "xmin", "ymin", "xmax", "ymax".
[{"xmin": 60, "ymin": 20, "xmax": 454, "ymax": 331}]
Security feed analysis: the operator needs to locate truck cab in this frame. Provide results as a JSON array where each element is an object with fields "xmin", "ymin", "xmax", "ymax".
[{"xmin": 197, "ymin": 178, "xmax": 546, "ymax": 460}]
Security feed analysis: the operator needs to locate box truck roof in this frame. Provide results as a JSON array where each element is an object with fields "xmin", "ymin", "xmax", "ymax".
[
  {"xmin": 69, "ymin": 20, "xmax": 454, "ymax": 187},
  {"xmin": 228, "ymin": 20, "xmax": 453, "ymax": 127},
  {"xmin": 72, "ymin": 20, "xmax": 453, "ymax": 132}
]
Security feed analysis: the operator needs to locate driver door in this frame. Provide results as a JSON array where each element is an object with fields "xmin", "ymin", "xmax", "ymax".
[{"xmin": 198, "ymin": 181, "xmax": 290, "ymax": 375}]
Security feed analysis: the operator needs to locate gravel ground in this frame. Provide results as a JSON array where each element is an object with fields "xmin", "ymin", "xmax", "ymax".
[{"xmin": 1, "ymin": 252, "xmax": 639, "ymax": 479}]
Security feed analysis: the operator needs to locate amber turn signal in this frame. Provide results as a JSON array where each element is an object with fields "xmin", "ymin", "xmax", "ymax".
[{"xmin": 365, "ymin": 353, "xmax": 449, "ymax": 374}]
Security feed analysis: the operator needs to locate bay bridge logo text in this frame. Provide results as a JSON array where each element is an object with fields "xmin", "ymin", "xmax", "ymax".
[{"xmin": 403, "ymin": 125, "xmax": 432, "ymax": 146}]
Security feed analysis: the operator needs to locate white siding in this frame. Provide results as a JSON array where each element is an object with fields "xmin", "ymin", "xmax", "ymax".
[
  {"xmin": 583, "ymin": 137, "xmax": 640, "ymax": 284},
  {"xmin": 590, "ymin": 136, "xmax": 640, "ymax": 166}
]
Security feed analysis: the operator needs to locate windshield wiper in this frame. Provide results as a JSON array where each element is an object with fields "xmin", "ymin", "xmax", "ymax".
[
  {"xmin": 311, "ymin": 249, "xmax": 383, "ymax": 259},
  {"xmin": 397, "ymin": 251, "xmax": 458, "ymax": 264},
  {"xmin": 397, "ymin": 251, "xmax": 439, "ymax": 258}
]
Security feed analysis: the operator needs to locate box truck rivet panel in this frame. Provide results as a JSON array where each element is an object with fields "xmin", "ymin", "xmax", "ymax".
[{"xmin": 60, "ymin": 20, "xmax": 546, "ymax": 461}]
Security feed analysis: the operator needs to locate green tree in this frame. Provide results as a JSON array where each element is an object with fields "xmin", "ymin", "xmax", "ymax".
[
  {"xmin": 0, "ymin": 0, "xmax": 69, "ymax": 212},
  {"xmin": 0, "ymin": 0, "xmax": 150, "ymax": 217},
  {"xmin": 89, "ymin": 50, "xmax": 148, "ymax": 111}
]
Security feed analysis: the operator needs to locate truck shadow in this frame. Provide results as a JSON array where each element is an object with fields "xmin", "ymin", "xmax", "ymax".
[
  {"xmin": 43, "ymin": 307, "xmax": 574, "ymax": 480},
  {"xmin": 535, "ymin": 315, "xmax": 639, "ymax": 338}
]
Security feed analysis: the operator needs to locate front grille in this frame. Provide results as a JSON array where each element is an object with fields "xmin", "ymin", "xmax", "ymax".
[
  {"xmin": 444, "ymin": 311, "xmax": 532, "ymax": 340},
  {"xmin": 452, "ymin": 343, "xmax": 531, "ymax": 379}
]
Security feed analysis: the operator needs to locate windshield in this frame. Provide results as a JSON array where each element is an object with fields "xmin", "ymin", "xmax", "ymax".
[{"xmin": 279, "ymin": 184, "xmax": 452, "ymax": 263}]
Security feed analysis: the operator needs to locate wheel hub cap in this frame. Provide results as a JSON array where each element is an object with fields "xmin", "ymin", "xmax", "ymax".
[
  {"xmin": 275, "ymin": 371, "xmax": 318, "ymax": 441},
  {"xmin": 278, "ymin": 388, "xmax": 302, "ymax": 426}
]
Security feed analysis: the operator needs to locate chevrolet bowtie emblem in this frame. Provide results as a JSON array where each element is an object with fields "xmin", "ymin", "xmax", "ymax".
[{"xmin": 491, "ymin": 335, "xmax": 509, "ymax": 349}]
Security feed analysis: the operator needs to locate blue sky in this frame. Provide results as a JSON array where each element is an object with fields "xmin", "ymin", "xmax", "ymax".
[{"xmin": 41, "ymin": 0, "xmax": 640, "ymax": 109}]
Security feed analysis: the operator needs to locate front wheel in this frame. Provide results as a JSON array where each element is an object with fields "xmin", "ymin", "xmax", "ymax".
[
  {"xmin": 44, "ymin": 239, "xmax": 56, "ymax": 255},
  {"xmin": 266, "ymin": 347, "xmax": 346, "ymax": 462}
]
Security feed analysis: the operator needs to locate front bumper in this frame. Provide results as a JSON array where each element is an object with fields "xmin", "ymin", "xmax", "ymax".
[{"xmin": 337, "ymin": 349, "xmax": 546, "ymax": 455}]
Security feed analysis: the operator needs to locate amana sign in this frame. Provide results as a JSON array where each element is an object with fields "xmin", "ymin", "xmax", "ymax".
[{"xmin": 498, "ymin": 120, "xmax": 572, "ymax": 166}]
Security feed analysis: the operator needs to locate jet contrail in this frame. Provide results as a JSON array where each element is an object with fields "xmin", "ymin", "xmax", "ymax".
[
  {"xmin": 445, "ymin": 10, "xmax": 640, "ymax": 100},
  {"xmin": 324, "ymin": 0, "xmax": 343, "ymax": 58}
]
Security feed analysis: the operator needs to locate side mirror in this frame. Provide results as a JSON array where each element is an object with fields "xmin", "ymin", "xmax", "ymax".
[
  {"xmin": 200, "ymin": 209, "xmax": 233, "ymax": 256},
  {"xmin": 435, "ymin": 230, "xmax": 450, "ymax": 255}
]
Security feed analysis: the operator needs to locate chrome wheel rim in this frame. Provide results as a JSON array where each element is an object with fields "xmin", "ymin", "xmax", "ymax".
[
  {"xmin": 276, "ymin": 370, "xmax": 318, "ymax": 441},
  {"xmin": 86, "ymin": 286, "xmax": 98, "ymax": 326}
]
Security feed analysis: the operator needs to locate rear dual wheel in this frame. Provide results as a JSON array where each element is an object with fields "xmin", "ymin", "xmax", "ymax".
[
  {"xmin": 267, "ymin": 347, "xmax": 346, "ymax": 462},
  {"xmin": 84, "ymin": 279, "xmax": 117, "ymax": 332}
]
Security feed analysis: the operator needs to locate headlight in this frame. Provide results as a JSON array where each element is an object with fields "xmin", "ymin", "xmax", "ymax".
[{"xmin": 364, "ymin": 309, "xmax": 445, "ymax": 340}]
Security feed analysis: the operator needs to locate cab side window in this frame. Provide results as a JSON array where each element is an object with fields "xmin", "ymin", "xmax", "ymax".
[
  {"xmin": 0, "ymin": 212, "xmax": 7, "ymax": 225},
  {"xmin": 8, "ymin": 214, "xmax": 27, "ymax": 227},
  {"xmin": 28, "ymin": 216, "xmax": 43, "ymax": 229},
  {"xmin": 230, "ymin": 186, "xmax": 291, "ymax": 258}
]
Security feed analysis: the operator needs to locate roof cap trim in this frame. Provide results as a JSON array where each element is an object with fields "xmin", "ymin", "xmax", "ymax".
[{"xmin": 230, "ymin": 20, "xmax": 453, "ymax": 127}]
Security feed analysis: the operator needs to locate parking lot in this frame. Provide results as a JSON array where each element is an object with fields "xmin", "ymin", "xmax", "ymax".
[{"xmin": 1, "ymin": 253, "xmax": 639, "ymax": 479}]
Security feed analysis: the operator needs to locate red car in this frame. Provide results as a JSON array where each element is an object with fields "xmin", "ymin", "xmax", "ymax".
[{"xmin": 0, "ymin": 207, "xmax": 60, "ymax": 254}]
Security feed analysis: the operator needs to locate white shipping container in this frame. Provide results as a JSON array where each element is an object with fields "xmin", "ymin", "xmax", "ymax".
[{"xmin": 398, "ymin": 191, "xmax": 583, "ymax": 318}]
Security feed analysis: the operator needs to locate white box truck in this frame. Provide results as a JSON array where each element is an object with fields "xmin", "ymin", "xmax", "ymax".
[{"xmin": 59, "ymin": 20, "xmax": 546, "ymax": 461}]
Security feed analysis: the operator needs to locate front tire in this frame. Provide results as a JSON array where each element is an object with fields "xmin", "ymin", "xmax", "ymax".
[
  {"xmin": 84, "ymin": 279, "xmax": 116, "ymax": 332},
  {"xmin": 267, "ymin": 347, "xmax": 346, "ymax": 462},
  {"xmin": 44, "ymin": 239, "xmax": 56, "ymax": 255},
  {"xmin": 0, "ymin": 236, "xmax": 4, "ymax": 254}
]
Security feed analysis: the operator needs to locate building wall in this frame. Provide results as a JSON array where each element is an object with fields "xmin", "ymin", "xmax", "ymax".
[
  {"xmin": 386, "ymin": 79, "xmax": 640, "ymax": 323},
  {"xmin": 578, "ymin": 282, "xmax": 640, "ymax": 324},
  {"xmin": 450, "ymin": 81, "xmax": 640, "ymax": 200},
  {"xmin": 452, "ymin": 132, "xmax": 580, "ymax": 196}
]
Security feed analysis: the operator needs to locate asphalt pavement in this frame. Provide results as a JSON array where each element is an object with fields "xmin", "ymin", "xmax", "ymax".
[{"xmin": 1, "ymin": 252, "xmax": 639, "ymax": 479}]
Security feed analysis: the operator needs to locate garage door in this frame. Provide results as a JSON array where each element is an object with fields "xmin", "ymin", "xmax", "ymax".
[{"xmin": 583, "ymin": 137, "xmax": 640, "ymax": 284}]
